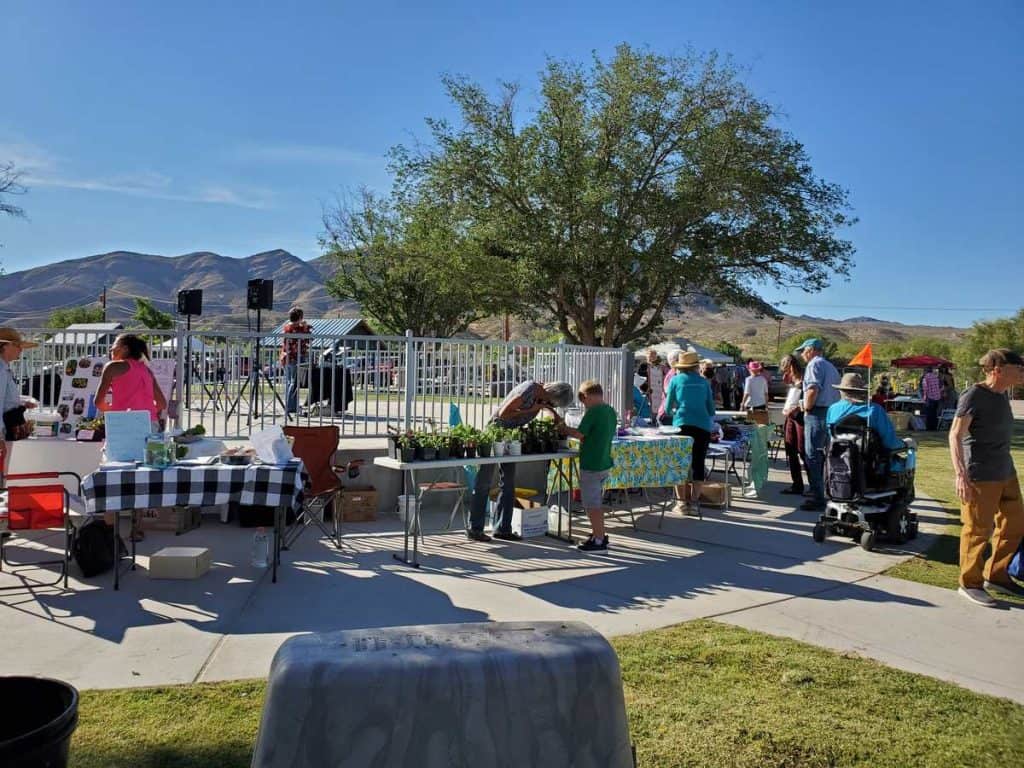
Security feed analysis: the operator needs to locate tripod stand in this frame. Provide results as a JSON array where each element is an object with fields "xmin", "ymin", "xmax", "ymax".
[{"xmin": 225, "ymin": 308, "xmax": 287, "ymax": 426}]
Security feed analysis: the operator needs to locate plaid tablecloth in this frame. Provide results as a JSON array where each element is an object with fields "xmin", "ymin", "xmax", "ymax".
[
  {"xmin": 81, "ymin": 460, "xmax": 308, "ymax": 514},
  {"xmin": 547, "ymin": 435, "xmax": 693, "ymax": 491}
]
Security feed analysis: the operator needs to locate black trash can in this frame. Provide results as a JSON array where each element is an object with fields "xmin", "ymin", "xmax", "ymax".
[{"xmin": 0, "ymin": 677, "xmax": 79, "ymax": 768}]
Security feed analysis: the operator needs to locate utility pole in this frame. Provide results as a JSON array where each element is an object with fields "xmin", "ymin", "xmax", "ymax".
[
  {"xmin": 775, "ymin": 315, "xmax": 783, "ymax": 357},
  {"xmin": 101, "ymin": 285, "xmax": 107, "ymax": 322}
]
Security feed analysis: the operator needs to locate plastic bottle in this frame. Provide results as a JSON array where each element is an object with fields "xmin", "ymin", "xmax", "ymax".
[{"xmin": 251, "ymin": 527, "xmax": 269, "ymax": 568}]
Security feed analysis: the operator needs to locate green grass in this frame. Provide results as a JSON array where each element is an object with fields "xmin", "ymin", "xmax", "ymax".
[
  {"xmin": 886, "ymin": 415, "xmax": 1024, "ymax": 596},
  {"xmin": 70, "ymin": 621, "xmax": 1024, "ymax": 768}
]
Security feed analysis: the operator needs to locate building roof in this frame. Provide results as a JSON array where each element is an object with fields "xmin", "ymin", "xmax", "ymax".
[
  {"xmin": 47, "ymin": 322, "xmax": 124, "ymax": 345},
  {"xmin": 262, "ymin": 317, "xmax": 374, "ymax": 348}
]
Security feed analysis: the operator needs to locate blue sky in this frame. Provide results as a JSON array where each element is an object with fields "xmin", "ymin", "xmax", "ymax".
[{"xmin": 1, "ymin": 0, "xmax": 1021, "ymax": 328}]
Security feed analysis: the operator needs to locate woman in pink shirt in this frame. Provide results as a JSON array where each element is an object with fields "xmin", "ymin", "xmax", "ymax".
[{"xmin": 96, "ymin": 334, "xmax": 167, "ymax": 426}]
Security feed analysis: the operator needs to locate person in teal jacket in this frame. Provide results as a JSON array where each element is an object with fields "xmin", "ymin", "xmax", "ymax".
[
  {"xmin": 664, "ymin": 350, "xmax": 716, "ymax": 514},
  {"xmin": 826, "ymin": 372, "xmax": 906, "ymax": 455}
]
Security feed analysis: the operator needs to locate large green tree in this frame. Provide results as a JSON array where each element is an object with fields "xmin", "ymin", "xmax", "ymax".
[
  {"xmin": 321, "ymin": 188, "xmax": 517, "ymax": 337},
  {"xmin": 397, "ymin": 45, "xmax": 854, "ymax": 346},
  {"xmin": 133, "ymin": 297, "xmax": 174, "ymax": 329},
  {"xmin": 48, "ymin": 306, "xmax": 105, "ymax": 328}
]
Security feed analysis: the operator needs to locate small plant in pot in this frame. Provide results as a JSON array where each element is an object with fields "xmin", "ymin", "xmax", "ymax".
[
  {"xmin": 505, "ymin": 427, "xmax": 522, "ymax": 456},
  {"xmin": 396, "ymin": 432, "xmax": 418, "ymax": 463},
  {"xmin": 487, "ymin": 425, "xmax": 506, "ymax": 457},
  {"xmin": 476, "ymin": 431, "xmax": 492, "ymax": 458},
  {"xmin": 435, "ymin": 433, "xmax": 451, "ymax": 460},
  {"xmin": 450, "ymin": 424, "xmax": 476, "ymax": 458},
  {"xmin": 463, "ymin": 435, "xmax": 478, "ymax": 459},
  {"xmin": 416, "ymin": 431, "xmax": 437, "ymax": 462}
]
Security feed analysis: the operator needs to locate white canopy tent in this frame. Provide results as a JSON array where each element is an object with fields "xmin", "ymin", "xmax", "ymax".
[
  {"xmin": 635, "ymin": 337, "xmax": 734, "ymax": 365},
  {"xmin": 159, "ymin": 337, "xmax": 209, "ymax": 354}
]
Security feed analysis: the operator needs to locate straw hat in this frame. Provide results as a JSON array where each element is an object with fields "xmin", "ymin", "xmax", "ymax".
[
  {"xmin": 673, "ymin": 350, "xmax": 700, "ymax": 369},
  {"xmin": 0, "ymin": 327, "xmax": 39, "ymax": 349},
  {"xmin": 834, "ymin": 372, "xmax": 869, "ymax": 400}
]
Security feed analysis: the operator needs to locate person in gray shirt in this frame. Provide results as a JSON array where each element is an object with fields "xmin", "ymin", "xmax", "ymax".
[
  {"xmin": 795, "ymin": 338, "xmax": 841, "ymax": 510},
  {"xmin": 949, "ymin": 348, "xmax": 1024, "ymax": 607}
]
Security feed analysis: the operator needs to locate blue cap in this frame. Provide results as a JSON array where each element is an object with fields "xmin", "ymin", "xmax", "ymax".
[{"xmin": 794, "ymin": 338, "xmax": 823, "ymax": 353}]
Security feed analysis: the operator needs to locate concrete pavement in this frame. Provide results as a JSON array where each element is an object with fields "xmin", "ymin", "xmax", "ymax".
[{"xmin": 1, "ymin": 463, "xmax": 1022, "ymax": 704}]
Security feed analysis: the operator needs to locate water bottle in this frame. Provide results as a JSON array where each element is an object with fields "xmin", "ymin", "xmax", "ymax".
[{"xmin": 251, "ymin": 527, "xmax": 269, "ymax": 568}]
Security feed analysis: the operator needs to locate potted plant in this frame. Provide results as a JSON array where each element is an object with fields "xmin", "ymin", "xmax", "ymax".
[
  {"xmin": 505, "ymin": 427, "xmax": 522, "ymax": 456},
  {"xmin": 521, "ymin": 422, "xmax": 541, "ymax": 454},
  {"xmin": 476, "ymin": 430, "xmax": 492, "ymax": 459},
  {"xmin": 463, "ymin": 432, "xmax": 478, "ymax": 459},
  {"xmin": 416, "ymin": 431, "xmax": 437, "ymax": 462},
  {"xmin": 435, "ymin": 433, "xmax": 451, "ymax": 461},
  {"xmin": 450, "ymin": 423, "xmax": 475, "ymax": 459},
  {"xmin": 396, "ymin": 432, "xmax": 418, "ymax": 463},
  {"xmin": 488, "ymin": 425, "xmax": 506, "ymax": 457}
]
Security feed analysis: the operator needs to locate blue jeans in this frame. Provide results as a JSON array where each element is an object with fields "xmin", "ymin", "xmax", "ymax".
[
  {"xmin": 804, "ymin": 408, "xmax": 829, "ymax": 505},
  {"xmin": 285, "ymin": 363, "xmax": 299, "ymax": 414},
  {"xmin": 470, "ymin": 462, "xmax": 516, "ymax": 533}
]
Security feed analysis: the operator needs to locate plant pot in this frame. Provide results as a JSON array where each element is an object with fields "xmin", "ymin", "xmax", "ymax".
[
  {"xmin": 451, "ymin": 445, "xmax": 465, "ymax": 459},
  {"xmin": 464, "ymin": 446, "xmax": 477, "ymax": 459},
  {"xmin": 523, "ymin": 439, "xmax": 540, "ymax": 455},
  {"xmin": 493, "ymin": 441, "xmax": 506, "ymax": 457},
  {"xmin": 544, "ymin": 439, "xmax": 558, "ymax": 454},
  {"xmin": 437, "ymin": 447, "xmax": 451, "ymax": 460},
  {"xmin": 400, "ymin": 448, "xmax": 416, "ymax": 463},
  {"xmin": 507, "ymin": 441, "xmax": 522, "ymax": 456},
  {"xmin": 476, "ymin": 443, "xmax": 492, "ymax": 458},
  {"xmin": 421, "ymin": 447, "xmax": 437, "ymax": 462},
  {"xmin": 414, "ymin": 446, "xmax": 426, "ymax": 461}
]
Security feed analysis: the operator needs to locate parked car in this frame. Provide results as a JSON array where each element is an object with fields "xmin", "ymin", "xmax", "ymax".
[{"xmin": 761, "ymin": 364, "xmax": 788, "ymax": 401}]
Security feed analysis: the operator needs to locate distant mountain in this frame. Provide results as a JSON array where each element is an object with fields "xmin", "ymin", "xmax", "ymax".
[
  {"xmin": 0, "ymin": 249, "xmax": 968, "ymax": 352},
  {"xmin": 0, "ymin": 249, "xmax": 348, "ymax": 328}
]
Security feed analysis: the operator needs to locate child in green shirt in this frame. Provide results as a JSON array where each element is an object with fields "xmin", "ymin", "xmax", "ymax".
[{"xmin": 560, "ymin": 380, "xmax": 617, "ymax": 551}]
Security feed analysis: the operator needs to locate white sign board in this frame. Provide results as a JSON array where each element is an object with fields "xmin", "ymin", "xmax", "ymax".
[{"xmin": 55, "ymin": 355, "xmax": 107, "ymax": 435}]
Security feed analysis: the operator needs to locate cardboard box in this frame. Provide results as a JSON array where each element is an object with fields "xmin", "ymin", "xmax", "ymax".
[
  {"xmin": 140, "ymin": 506, "xmax": 201, "ymax": 534},
  {"xmin": 512, "ymin": 506, "xmax": 549, "ymax": 538},
  {"xmin": 699, "ymin": 482, "xmax": 730, "ymax": 508},
  {"xmin": 149, "ymin": 546, "xmax": 211, "ymax": 579},
  {"xmin": 341, "ymin": 487, "xmax": 378, "ymax": 522},
  {"xmin": 888, "ymin": 411, "xmax": 911, "ymax": 431}
]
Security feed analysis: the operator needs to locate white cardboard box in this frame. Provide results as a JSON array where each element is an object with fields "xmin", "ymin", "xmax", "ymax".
[
  {"xmin": 512, "ymin": 506, "xmax": 549, "ymax": 538},
  {"xmin": 149, "ymin": 546, "xmax": 212, "ymax": 580}
]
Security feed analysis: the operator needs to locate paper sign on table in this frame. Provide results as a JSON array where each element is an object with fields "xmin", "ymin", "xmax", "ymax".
[
  {"xmin": 250, "ymin": 425, "xmax": 294, "ymax": 466},
  {"xmin": 104, "ymin": 411, "xmax": 153, "ymax": 461}
]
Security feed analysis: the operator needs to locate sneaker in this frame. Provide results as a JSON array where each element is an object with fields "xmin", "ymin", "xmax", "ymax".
[
  {"xmin": 780, "ymin": 487, "xmax": 805, "ymax": 495},
  {"xmin": 466, "ymin": 530, "xmax": 492, "ymax": 543},
  {"xmin": 958, "ymin": 586, "xmax": 997, "ymax": 607},
  {"xmin": 578, "ymin": 535, "xmax": 609, "ymax": 552},
  {"xmin": 799, "ymin": 499, "xmax": 825, "ymax": 512},
  {"xmin": 492, "ymin": 531, "xmax": 522, "ymax": 542},
  {"xmin": 984, "ymin": 580, "xmax": 1024, "ymax": 598}
]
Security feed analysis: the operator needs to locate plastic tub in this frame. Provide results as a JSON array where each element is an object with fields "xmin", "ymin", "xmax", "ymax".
[{"xmin": 0, "ymin": 676, "xmax": 79, "ymax": 768}]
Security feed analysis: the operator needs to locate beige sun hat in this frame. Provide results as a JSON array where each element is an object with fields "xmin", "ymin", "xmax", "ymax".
[
  {"xmin": 833, "ymin": 372, "xmax": 869, "ymax": 400},
  {"xmin": 673, "ymin": 350, "xmax": 700, "ymax": 369},
  {"xmin": 0, "ymin": 327, "xmax": 39, "ymax": 349}
]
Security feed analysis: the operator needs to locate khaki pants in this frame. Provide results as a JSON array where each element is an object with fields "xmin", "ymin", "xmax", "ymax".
[{"xmin": 959, "ymin": 476, "xmax": 1024, "ymax": 588}]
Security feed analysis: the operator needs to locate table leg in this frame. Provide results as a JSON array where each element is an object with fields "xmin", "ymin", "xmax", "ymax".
[
  {"xmin": 569, "ymin": 459, "xmax": 575, "ymax": 541},
  {"xmin": 272, "ymin": 505, "xmax": 282, "ymax": 584},
  {"xmin": 546, "ymin": 459, "xmax": 574, "ymax": 543},
  {"xmin": 393, "ymin": 468, "xmax": 420, "ymax": 567}
]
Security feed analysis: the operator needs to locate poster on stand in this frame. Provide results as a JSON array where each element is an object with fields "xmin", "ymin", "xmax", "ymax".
[{"xmin": 54, "ymin": 355, "xmax": 107, "ymax": 436}]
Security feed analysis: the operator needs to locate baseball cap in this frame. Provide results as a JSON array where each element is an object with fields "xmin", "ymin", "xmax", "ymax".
[{"xmin": 794, "ymin": 338, "xmax": 823, "ymax": 353}]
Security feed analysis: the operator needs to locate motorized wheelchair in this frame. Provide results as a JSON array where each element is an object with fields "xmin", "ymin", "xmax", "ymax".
[{"xmin": 812, "ymin": 415, "xmax": 919, "ymax": 551}]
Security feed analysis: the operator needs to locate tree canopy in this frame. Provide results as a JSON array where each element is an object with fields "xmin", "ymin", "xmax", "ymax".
[
  {"xmin": 48, "ymin": 306, "xmax": 105, "ymax": 328},
  {"xmin": 133, "ymin": 297, "xmax": 174, "ymax": 330},
  {"xmin": 393, "ymin": 45, "xmax": 854, "ymax": 346}
]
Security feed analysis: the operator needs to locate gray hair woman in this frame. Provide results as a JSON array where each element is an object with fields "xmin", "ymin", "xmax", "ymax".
[
  {"xmin": 468, "ymin": 379, "xmax": 572, "ymax": 543},
  {"xmin": 0, "ymin": 328, "xmax": 39, "ymax": 475}
]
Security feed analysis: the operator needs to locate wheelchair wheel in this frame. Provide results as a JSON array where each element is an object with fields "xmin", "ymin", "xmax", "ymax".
[
  {"xmin": 886, "ymin": 505, "xmax": 909, "ymax": 544},
  {"xmin": 859, "ymin": 530, "xmax": 876, "ymax": 551},
  {"xmin": 812, "ymin": 523, "xmax": 827, "ymax": 543}
]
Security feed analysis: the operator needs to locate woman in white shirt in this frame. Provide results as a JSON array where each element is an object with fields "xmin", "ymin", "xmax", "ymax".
[
  {"xmin": 780, "ymin": 354, "xmax": 807, "ymax": 495},
  {"xmin": 0, "ymin": 328, "xmax": 39, "ymax": 476},
  {"xmin": 741, "ymin": 361, "xmax": 769, "ymax": 411},
  {"xmin": 644, "ymin": 349, "xmax": 668, "ymax": 416}
]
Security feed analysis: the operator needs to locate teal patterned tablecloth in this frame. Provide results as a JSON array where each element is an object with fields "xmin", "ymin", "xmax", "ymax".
[{"xmin": 547, "ymin": 434, "xmax": 694, "ymax": 491}]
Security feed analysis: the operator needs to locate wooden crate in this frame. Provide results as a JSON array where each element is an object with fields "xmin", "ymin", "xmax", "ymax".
[
  {"xmin": 699, "ymin": 482, "xmax": 730, "ymax": 508},
  {"xmin": 341, "ymin": 487, "xmax": 378, "ymax": 522}
]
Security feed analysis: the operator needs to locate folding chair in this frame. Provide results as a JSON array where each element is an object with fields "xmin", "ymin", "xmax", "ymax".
[
  {"xmin": 936, "ymin": 408, "xmax": 956, "ymax": 430},
  {"xmin": 282, "ymin": 426, "xmax": 344, "ymax": 549},
  {"xmin": 0, "ymin": 472, "xmax": 81, "ymax": 591}
]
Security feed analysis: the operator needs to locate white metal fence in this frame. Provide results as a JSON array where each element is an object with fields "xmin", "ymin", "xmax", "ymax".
[{"xmin": 13, "ymin": 328, "xmax": 631, "ymax": 439}]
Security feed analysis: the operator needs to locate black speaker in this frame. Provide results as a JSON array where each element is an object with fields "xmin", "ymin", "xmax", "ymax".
[
  {"xmin": 247, "ymin": 279, "xmax": 274, "ymax": 310},
  {"xmin": 177, "ymin": 289, "xmax": 203, "ymax": 316}
]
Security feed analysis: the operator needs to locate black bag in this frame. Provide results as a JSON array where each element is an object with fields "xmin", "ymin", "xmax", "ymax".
[
  {"xmin": 3, "ymin": 405, "xmax": 28, "ymax": 441},
  {"xmin": 73, "ymin": 520, "xmax": 125, "ymax": 577},
  {"xmin": 825, "ymin": 440, "xmax": 859, "ymax": 502}
]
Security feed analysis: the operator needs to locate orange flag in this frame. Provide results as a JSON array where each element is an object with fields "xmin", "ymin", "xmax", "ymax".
[{"xmin": 848, "ymin": 343, "xmax": 873, "ymax": 368}]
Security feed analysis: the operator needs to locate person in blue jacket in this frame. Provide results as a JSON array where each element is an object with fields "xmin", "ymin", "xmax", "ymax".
[{"xmin": 826, "ymin": 372, "xmax": 906, "ymax": 454}]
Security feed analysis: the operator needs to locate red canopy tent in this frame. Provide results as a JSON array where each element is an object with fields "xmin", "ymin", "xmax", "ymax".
[{"xmin": 890, "ymin": 355, "xmax": 955, "ymax": 369}]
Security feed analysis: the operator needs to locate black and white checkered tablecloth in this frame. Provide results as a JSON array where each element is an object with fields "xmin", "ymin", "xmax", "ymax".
[{"xmin": 81, "ymin": 460, "xmax": 308, "ymax": 514}]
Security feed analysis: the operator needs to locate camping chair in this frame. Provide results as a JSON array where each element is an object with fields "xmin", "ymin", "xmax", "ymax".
[
  {"xmin": 936, "ymin": 408, "xmax": 956, "ymax": 431},
  {"xmin": 282, "ymin": 426, "xmax": 344, "ymax": 549},
  {"xmin": 0, "ymin": 472, "xmax": 81, "ymax": 590}
]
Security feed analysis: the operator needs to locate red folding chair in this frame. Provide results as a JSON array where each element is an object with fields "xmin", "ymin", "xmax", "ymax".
[
  {"xmin": 283, "ymin": 426, "xmax": 344, "ymax": 549},
  {"xmin": 0, "ymin": 472, "xmax": 81, "ymax": 590}
]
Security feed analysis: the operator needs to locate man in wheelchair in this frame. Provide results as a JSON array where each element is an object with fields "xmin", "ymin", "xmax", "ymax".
[{"xmin": 811, "ymin": 372, "xmax": 919, "ymax": 550}]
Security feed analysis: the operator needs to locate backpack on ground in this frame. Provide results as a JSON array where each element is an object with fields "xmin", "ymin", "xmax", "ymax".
[
  {"xmin": 1009, "ymin": 539, "xmax": 1024, "ymax": 582},
  {"xmin": 73, "ymin": 519, "xmax": 125, "ymax": 577}
]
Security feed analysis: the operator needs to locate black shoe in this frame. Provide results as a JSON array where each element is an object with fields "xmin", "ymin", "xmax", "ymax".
[
  {"xmin": 780, "ymin": 487, "xmax": 805, "ymax": 495},
  {"xmin": 577, "ymin": 535, "xmax": 609, "ymax": 552},
  {"xmin": 799, "ymin": 499, "xmax": 825, "ymax": 512},
  {"xmin": 493, "ymin": 531, "xmax": 522, "ymax": 542},
  {"xmin": 466, "ymin": 530, "xmax": 492, "ymax": 542},
  {"xmin": 802, "ymin": 489, "xmax": 814, "ymax": 497}
]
